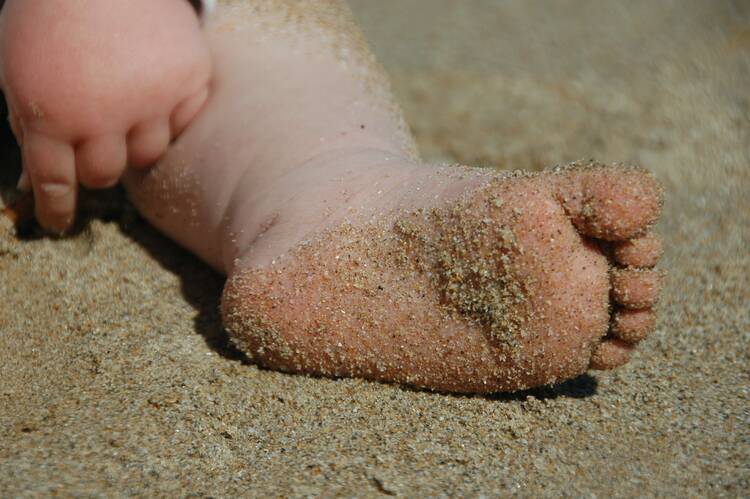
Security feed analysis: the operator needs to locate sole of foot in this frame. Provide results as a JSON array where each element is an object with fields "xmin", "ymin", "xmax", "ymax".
[{"xmin": 221, "ymin": 161, "xmax": 664, "ymax": 393}]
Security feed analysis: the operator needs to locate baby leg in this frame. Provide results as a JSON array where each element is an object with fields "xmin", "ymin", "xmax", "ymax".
[{"xmin": 123, "ymin": 1, "xmax": 665, "ymax": 393}]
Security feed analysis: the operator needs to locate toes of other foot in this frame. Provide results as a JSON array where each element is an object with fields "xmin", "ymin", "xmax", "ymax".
[
  {"xmin": 611, "ymin": 268, "xmax": 662, "ymax": 309},
  {"xmin": 556, "ymin": 165, "xmax": 664, "ymax": 241},
  {"xmin": 127, "ymin": 119, "xmax": 172, "ymax": 168},
  {"xmin": 170, "ymin": 86, "xmax": 209, "ymax": 137},
  {"xmin": 22, "ymin": 134, "xmax": 77, "ymax": 234},
  {"xmin": 76, "ymin": 136, "xmax": 128, "ymax": 188}
]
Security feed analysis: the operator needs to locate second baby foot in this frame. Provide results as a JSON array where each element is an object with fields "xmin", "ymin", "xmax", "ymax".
[{"xmin": 0, "ymin": 0, "xmax": 212, "ymax": 233}]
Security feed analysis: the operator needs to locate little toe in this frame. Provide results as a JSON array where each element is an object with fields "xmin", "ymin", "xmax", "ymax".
[
  {"xmin": 555, "ymin": 163, "xmax": 664, "ymax": 241},
  {"xmin": 611, "ymin": 308, "xmax": 656, "ymax": 343},
  {"xmin": 614, "ymin": 232, "xmax": 663, "ymax": 268},
  {"xmin": 171, "ymin": 86, "xmax": 209, "ymax": 137},
  {"xmin": 127, "ymin": 119, "xmax": 171, "ymax": 168},
  {"xmin": 611, "ymin": 268, "xmax": 662, "ymax": 309},
  {"xmin": 22, "ymin": 134, "xmax": 77, "ymax": 234},
  {"xmin": 590, "ymin": 339, "xmax": 633, "ymax": 370},
  {"xmin": 76, "ymin": 136, "xmax": 128, "ymax": 188}
]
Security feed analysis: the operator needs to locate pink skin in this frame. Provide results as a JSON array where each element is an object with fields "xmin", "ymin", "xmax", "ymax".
[
  {"xmin": 1, "ymin": 2, "xmax": 664, "ymax": 392},
  {"xmin": 125, "ymin": 6, "xmax": 417, "ymax": 274},
  {"xmin": 0, "ymin": 0, "xmax": 211, "ymax": 234}
]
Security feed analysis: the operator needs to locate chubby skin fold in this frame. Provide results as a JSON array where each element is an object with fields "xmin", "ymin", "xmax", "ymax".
[{"xmin": 2, "ymin": 0, "xmax": 665, "ymax": 393}]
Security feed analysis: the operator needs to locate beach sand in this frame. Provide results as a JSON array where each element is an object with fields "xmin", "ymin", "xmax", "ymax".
[{"xmin": 1, "ymin": 0, "xmax": 748, "ymax": 495}]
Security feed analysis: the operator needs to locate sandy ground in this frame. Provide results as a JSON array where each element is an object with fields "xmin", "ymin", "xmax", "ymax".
[{"xmin": 1, "ymin": 0, "xmax": 748, "ymax": 496}]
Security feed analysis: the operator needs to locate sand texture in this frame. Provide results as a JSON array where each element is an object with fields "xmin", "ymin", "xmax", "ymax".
[{"xmin": 1, "ymin": 0, "xmax": 748, "ymax": 496}]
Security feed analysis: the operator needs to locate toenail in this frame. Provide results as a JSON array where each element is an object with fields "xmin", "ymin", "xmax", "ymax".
[{"xmin": 40, "ymin": 183, "xmax": 71, "ymax": 197}]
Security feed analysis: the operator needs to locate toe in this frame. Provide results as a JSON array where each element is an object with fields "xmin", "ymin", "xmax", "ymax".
[
  {"xmin": 555, "ymin": 163, "xmax": 664, "ymax": 241},
  {"xmin": 127, "ymin": 119, "xmax": 171, "ymax": 168},
  {"xmin": 22, "ymin": 134, "xmax": 77, "ymax": 234},
  {"xmin": 170, "ymin": 86, "xmax": 209, "ymax": 137},
  {"xmin": 590, "ymin": 339, "xmax": 633, "ymax": 370},
  {"xmin": 611, "ymin": 268, "xmax": 662, "ymax": 309},
  {"xmin": 614, "ymin": 232, "xmax": 663, "ymax": 267},
  {"xmin": 611, "ymin": 308, "xmax": 656, "ymax": 343},
  {"xmin": 76, "ymin": 136, "xmax": 128, "ymax": 188}
]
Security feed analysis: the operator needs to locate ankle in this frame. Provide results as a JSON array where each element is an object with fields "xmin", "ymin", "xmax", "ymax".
[{"xmin": 223, "ymin": 148, "xmax": 421, "ymax": 272}]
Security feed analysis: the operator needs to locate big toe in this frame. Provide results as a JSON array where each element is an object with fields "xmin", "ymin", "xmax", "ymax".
[{"xmin": 554, "ymin": 162, "xmax": 664, "ymax": 241}]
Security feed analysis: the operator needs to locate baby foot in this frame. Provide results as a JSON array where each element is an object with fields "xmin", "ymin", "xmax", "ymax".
[
  {"xmin": 121, "ymin": 3, "xmax": 664, "ymax": 393},
  {"xmin": 219, "ymin": 162, "xmax": 663, "ymax": 392},
  {"xmin": 0, "ymin": 0, "xmax": 211, "ymax": 233}
]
